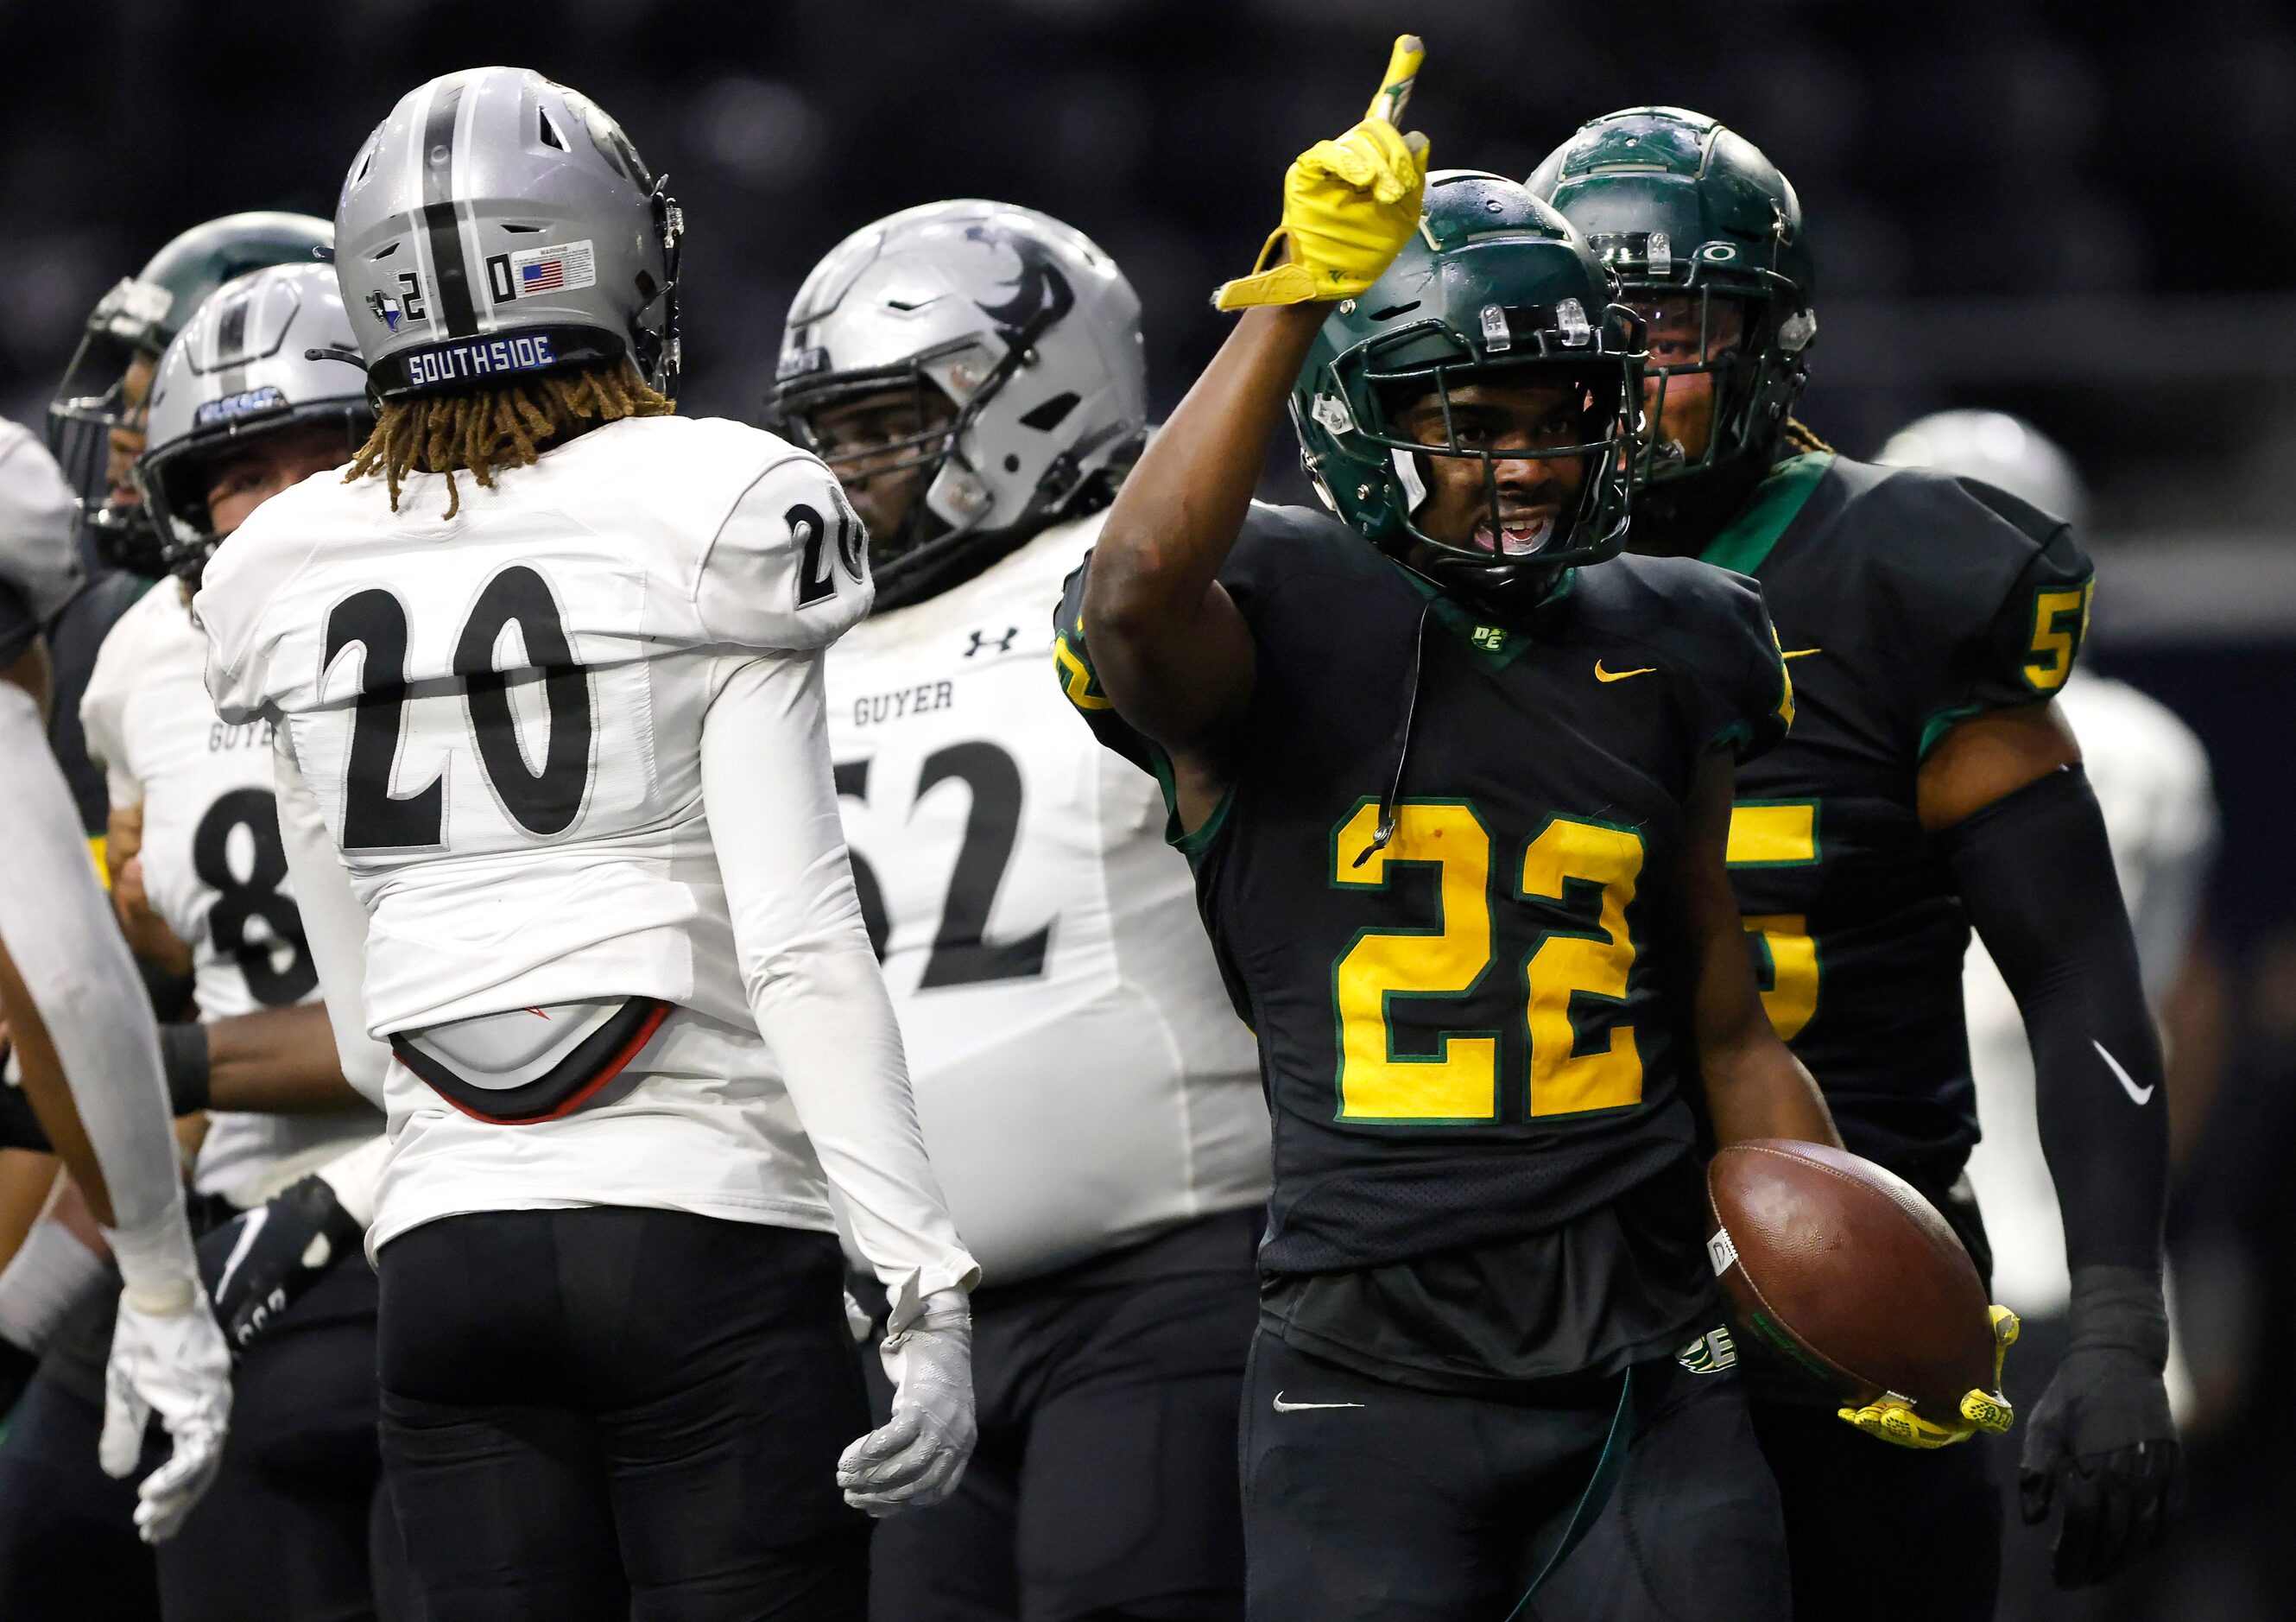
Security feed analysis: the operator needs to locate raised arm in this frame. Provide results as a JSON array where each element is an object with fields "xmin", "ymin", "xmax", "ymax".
[
  {"xmin": 1667, "ymin": 750, "xmax": 1839, "ymax": 1149},
  {"xmin": 1083, "ymin": 41, "xmax": 1430, "ymax": 827},
  {"xmin": 1081, "ymin": 305, "xmax": 1312, "ymax": 774}
]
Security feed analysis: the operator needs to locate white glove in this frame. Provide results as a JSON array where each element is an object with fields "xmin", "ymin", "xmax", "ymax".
[
  {"xmin": 99, "ymin": 1218, "xmax": 233, "ymax": 1544},
  {"xmin": 837, "ymin": 1287, "xmax": 975, "ymax": 1516}
]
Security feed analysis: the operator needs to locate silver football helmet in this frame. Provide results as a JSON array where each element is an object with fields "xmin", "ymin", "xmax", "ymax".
[
  {"xmin": 1877, "ymin": 409, "xmax": 2090, "ymax": 531},
  {"xmin": 47, "ymin": 211, "xmax": 332, "ymax": 577},
  {"xmin": 335, "ymin": 67, "xmax": 681, "ymax": 401},
  {"xmin": 771, "ymin": 200, "xmax": 1146, "ymax": 608},
  {"xmin": 136, "ymin": 263, "xmax": 373, "ymax": 584}
]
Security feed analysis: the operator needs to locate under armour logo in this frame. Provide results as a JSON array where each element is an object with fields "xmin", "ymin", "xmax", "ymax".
[{"xmin": 965, "ymin": 626, "xmax": 1021, "ymax": 658}]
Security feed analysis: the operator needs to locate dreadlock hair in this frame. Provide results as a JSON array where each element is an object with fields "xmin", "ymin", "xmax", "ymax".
[
  {"xmin": 345, "ymin": 358, "xmax": 672, "ymax": 518},
  {"xmin": 1781, "ymin": 416, "xmax": 1834, "ymax": 456}
]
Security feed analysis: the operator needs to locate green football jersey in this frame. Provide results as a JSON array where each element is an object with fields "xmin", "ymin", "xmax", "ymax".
[
  {"xmin": 1056, "ymin": 504, "xmax": 1793, "ymax": 1279},
  {"xmin": 1699, "ymin": 452, "xmax": 2095, "ymax": 1181}
]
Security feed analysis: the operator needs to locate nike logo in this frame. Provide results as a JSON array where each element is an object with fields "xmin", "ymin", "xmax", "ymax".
[
  {"xmin": 1272, "ymin": 1393, "xmax": 1365, "ymax": 1413},
  {"xmin": 2095, "ymin": 1040, "xmax": 2154, "ymax": 1106},
  {"xmin": 213, "ymin": 1206, "xmax": 269, "ymax": 1304},
  {"xmin": 1781, "ymin": 648, "xmax": 1821, "ymax": 660},
  {"xmin": 1594, "ymin": 661, "xmax": 1656, "ymax": 683}
]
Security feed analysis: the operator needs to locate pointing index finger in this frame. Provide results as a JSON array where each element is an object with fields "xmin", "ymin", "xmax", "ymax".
[{"xmin": 1365, "ymin": 35, "xmax": 1425, "ymax": 127}]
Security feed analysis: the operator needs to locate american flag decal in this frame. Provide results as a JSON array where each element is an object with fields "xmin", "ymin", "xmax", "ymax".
[{"xmin": 507, "ymin": 238, "xmax": 598, "ymax": 301}]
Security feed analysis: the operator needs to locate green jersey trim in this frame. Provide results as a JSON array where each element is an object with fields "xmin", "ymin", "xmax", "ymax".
[
  {"xmin": 1917, "ymin": 704, "xmax": 1984, "ymax": 761},
  {"xmin": 1392, "ymin": 560, "xmax": 1575, "ymax": 672},
  {"xmin": 1698, "ymin": 453, "xmax": 1836, "ymax": 579},
  {"xmin": 1148, "ymin": 740, "xmax": 1237, "ymax": 860}
]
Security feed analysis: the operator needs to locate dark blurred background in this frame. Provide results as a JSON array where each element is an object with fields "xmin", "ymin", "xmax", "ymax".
[{"xmin": 3, "ymin": 2, "xmax": 2289, "ymax": 1614}]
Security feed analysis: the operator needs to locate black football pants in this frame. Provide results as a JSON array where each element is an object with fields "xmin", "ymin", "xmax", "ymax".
[
  {"xmin": 1749, "ymin": 1397, "xmax": 1999, "ymax": 1622},
  {"xmin": 868, "ymin": 1213, "xmax": 1259, "ymax": 1622},
  {"xmin": 0, "ymin": 1372, "xmax": 159, "ymax": 1620},
  {"xmin": 0, "ymin": 1246, "xmax": 403, "ymax": 1622},
  {"xmin": 376, "ymin": 1207, "xmax": 871, "ymax": 1622},
  {"xmin": 156, "ymin": 1253, "xmax": 398, "ymax": 1622},
  {"xmin": 1243, "ymin": 1329, "xmax": 1790, "ymax": 1622},
  {"xmin": 1747, "ymin": 1169, "xmax": 2001, "ymax": 1622}
]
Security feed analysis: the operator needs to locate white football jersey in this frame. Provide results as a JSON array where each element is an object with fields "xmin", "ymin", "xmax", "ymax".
[
  {"xmin": 0, "ymin": 416, "xmax": 80, "ymax": 625},
  {"xmin": 195, "ymin": 415, "xmax": 975, "ymax": 1298},
  {"xmin": 1964, "ymin": 670, "xmax": 2217, "ymax": 1315},
  {"xmin": 825, "ymin": 512, "xmax": 1268, "ymax": 1283},
  {"xmin": 81, "ymin": 581, "xmax": 377, "ymax": 1205},
  {"xmin": 200, "ymin": 415, "xmax": 870, "ymax": 1036}
]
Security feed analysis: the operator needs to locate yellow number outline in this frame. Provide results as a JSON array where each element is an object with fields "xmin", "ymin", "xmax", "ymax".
[
  {"xmin": 1331, "ymin": 800, "xmax": 1501, "ymax": 1124},
  {"xmin": 1327, "ymin": 801, "xmax": 1649, "ymax": 1124},
  {"xmin": 1053, "ymin": 634, "xmax": 1110, "ymax": 711},
  {"xmin": 1521, "ymin": 816, "xmax": 1647, "ymax": 1118},
  {"xmin": 2021, "ymin": 580, "xmax": 2094, "ymax": 693},
  {"xmin": 1725, "ymin": 801, "xmax": 1821, "ymax": 1040}
]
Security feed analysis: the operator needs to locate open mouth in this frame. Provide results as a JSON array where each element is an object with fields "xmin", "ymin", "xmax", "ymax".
[{"xmin": 1471, "ymin": 510, "xmax": 1557, "ymax": 557}]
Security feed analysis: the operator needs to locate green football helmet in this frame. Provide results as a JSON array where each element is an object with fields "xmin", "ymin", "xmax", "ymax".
[
  {"xmin": 48, "ymin": 211, "xmax": 334, "ymax": 575},
  {"xmin": 1291, "ymin": 170, "xmax": 1642, "ymax": 607},
  {"xmin": 1527, "ymin": 107, "xmax": 1815, "ymax": 491}
]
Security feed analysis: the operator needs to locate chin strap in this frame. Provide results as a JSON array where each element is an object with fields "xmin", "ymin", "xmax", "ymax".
[{"xmin": 1355, "ymin": 599, "xmax": 1431, "ymax": 865}]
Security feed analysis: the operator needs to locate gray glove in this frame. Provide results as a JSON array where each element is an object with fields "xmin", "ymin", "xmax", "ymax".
[{"xmin": 837, "ymin": 1288, "xmax": 975, "ymax": 1516}]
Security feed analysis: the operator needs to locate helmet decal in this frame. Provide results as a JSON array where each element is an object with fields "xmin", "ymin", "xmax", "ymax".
[
  {"xmin": 967, "ymin": 225, "xmax": 1077, "ymax": 348},
  {"xmin": 134, "ymin": 262, "xmax": 373, "ymax": 586},
  {"xmin": 338, "ymin": 68, "xmax": 681, "ymax": 401},
  {"xmin": 47, "ymin": 211, "xmax": 334, "ymax": 577}
]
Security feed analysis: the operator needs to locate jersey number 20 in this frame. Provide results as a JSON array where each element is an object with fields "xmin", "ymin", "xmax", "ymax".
[
  {"xmin": 325, "ymin": 568, "xmax": 594, "ymax": 850},
  {"xmin": 1330, "ymin": 800, "xmax": 1644, "ymax": 1124}
]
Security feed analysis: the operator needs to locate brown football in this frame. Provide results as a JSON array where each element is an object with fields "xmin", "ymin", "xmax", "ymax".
[{"xmin": 1706, "ymin": 1138, "xmax": 1996, "ymax": 1421}]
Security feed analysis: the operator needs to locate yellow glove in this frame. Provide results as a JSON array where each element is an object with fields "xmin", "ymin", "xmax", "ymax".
[
  {"xmin": 1838, "ymin": 1305, "xmax": 2020, "ymax": 1450},
  {"xmin": 1214, "ymin": 36, "xmax": 1431, "ymax": 311}
]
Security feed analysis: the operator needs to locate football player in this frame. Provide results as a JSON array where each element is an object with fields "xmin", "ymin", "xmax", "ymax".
[
  {"xmin": 1531, "ymin": 110, "xmax": 2179, "ymax": 1609},
  {"xmin": 0, "ymin": 253, "xmax": 389, "ymax": 1622},
  {"xmin": 193, "ymin": 67, "xmax": 976, "ymax": 1619},
  {"xmin": 773, "ymin": 202, "xmax": 1268, "ymax": 1619},
  {"xmin": 1880, "ymin": 410, "xmax": 2217, "ymax": 1619},
  {"xmin": 45, "ymin": 213, "xmax": 336, "ymax": 842},
  {"xmin": 0, "ymin": 427, "xmax": 232, "ymax": 1580},
  {"xmin": 79, "ymin": 260, "xmax": 391, "ymax": 1618},
  {"xmin": 1060, "ymin": 58, "xmax": 1841, "ymax": 1619}
]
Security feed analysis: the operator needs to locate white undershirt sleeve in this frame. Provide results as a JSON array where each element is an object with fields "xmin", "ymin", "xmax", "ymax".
[
  {"xmin": 271, "ymin": 730, "xmax": 395, "ymax": 1108},
  {"xmin": 698, "ymin": 650, "xmax": 977, "ymax": 1307},
  {"xmin": 0, "ymin": 682, "xmax": 191, "ymax": 1299}
]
